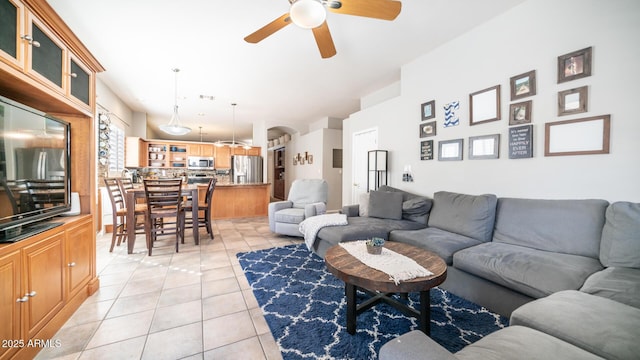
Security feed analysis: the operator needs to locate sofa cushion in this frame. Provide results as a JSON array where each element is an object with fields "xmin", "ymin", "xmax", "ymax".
[
  {"xmin": 402, "ymin": 197, "xmax": 432, "ymax": 225},
  {"xmin": 368, "ymin": 190, "xmax": 403, "ymax": 220},
  {"xmin": 455, "ymin": 326, "xmax": 603, "ymax": 360},
  {"xmin": 390, "ymin": 227, "xmax": 482, "ymax": 265},
  {"xmin": 600, "ymin": 201, "xmax": 640, "ymax": 268},
  {"xmin": 378, "ymin": 185, "xmax": 433, "ymax": 224},
  {"xmin": 273, "ymin": 207, "xmax": 305, "ymax": 224},
  {"xmin": 453, "ymin": 242, "xmax": 604, "ymax": 299},
  {"xmin": 510, "ymin": 290, "xmax": 640, "ymax": 360},
  {"xmin": 316, "ymin": 216, "xmax": 426, "ymax": 249},
  {"xmin": 580, "ymin": 267, "xmax": 640, "ymax": 308},
  {"xmin": 358, "ymin": 192, "xmax": 370, "ymax": 217},
  {"xmin": 493, "ymin": 198, "xmax": 609, "ymax": 258},
  {"xmin": 427, "ymin": 191, "xmax": 497, "ymax": 243}
]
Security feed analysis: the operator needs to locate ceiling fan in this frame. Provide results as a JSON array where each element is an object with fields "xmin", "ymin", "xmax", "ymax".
[{"xmin": 244, "ymin": 0, "xmax": 402, "ymax": 59}]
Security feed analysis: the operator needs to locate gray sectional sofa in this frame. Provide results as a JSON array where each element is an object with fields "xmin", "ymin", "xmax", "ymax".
[{"xmin": 307, "ymin": 186, "xmax": 640, "ymax": 359}]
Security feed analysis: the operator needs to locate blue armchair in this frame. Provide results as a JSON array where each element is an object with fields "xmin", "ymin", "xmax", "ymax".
[{"xmin": 268, "ymin": 179, "xmax": 328, "ymax": 237}]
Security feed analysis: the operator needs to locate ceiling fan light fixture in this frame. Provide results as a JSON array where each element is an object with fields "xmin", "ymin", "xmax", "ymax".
[
  {"xmin": 160, "ymin": 68, "xmax": 191, "ymax": 136},
  {"xmin": 290, "ymin": 0, "xmax": 326, "ymax": 29}
]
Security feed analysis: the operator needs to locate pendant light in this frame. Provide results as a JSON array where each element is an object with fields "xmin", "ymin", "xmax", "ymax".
[
  {"xmin": 160, "ymin": 68, "xmax": 191, "ymax": 136},
  {"xmin": 214, "ymin": 103, "xmax": 252, "ymax": 149}
]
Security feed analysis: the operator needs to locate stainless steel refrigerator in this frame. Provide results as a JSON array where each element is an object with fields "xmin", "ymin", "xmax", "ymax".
[{"xmin": 230, "ymin": 155, "xmax": 263, "ymax": 184}]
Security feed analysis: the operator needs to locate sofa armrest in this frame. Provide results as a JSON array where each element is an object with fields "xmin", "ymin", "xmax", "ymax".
[
  {"xmin": 379, "ymin": 330, "xmax": 456, "ymax": 360},
  {"xmin": 268, "ymin": 201, "xmax": 293, "ymax": 231},
  {"xmin": 341, "ymin": 204, "xmax": 360, "ymax": 217},
  {"xmin": 304, "ymin": 202, "xmax": 327, "ymax": 218}
]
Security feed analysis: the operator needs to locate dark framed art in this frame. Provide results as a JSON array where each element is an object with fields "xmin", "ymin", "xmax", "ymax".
[
  {"xmin": 419, "ymin": 121, "xmax": 436, "ymax": 138},
  {"xmin": 421, "ymin": 100, "xmax": 435, "ymax": 120},
  {"xmin": 438, "ymin": 138, "xmax": 463, "ymax": 161},
  {"xmin": 545, "ymin": 114, "xmax": 610, "ymax": 156},
  {"xmin": 469, "ymin": 134, "xmax": 500, "ymax": 160},
  {"xmin": 510, "ymin": 70, "xmax": 536, "ymax": 100},
  {"xmin": 470, "ymin": 85, "xmax": 501, "ymax": 125},
  {"xmin": 420, "ymin": 140, "xmax": 434, "ymax": 160},
  {"xmin": 558, "ymin": 47, "xmax": 592, "ymax": 83},
  {"xmin": 558, "ymin": 86, "xmax": 588, "ymax": 116},
  {"xmin": 509, "ymin": 125, "xmax": 534, "ymax": 159},
  {"xmin": 509, "ymin": 100, "xmax": 532, "ymax": 125}
]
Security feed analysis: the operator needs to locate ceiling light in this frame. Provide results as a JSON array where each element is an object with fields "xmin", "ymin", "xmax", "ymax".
[
  {"xmin": 290, "ymin": 0, "xmax": 326, "ymax": 29},
  {"xmin": 160, "ymin": 68, "xmax": 191, "ymax": 136}
]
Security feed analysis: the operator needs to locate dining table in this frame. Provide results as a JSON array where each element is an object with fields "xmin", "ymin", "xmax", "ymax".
[{"xmin": 125, "ymin": 183, "xmax": 201, "ymax": 254}]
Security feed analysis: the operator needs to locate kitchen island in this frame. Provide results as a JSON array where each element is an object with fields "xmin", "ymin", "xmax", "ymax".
[{"xmin": 200, "ymin": 182, "xmax": 270, "ymax": 219}]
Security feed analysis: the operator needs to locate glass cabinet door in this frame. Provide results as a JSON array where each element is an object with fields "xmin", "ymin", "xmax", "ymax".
[
  {"xmin": 0, "ymin": 0, "xmax": 24, "ymax": 68},
  {"xmin": 30, "ymin": 21, "xmax": 64, "ymax": 88},
  {"xmin": 70, "ymin": 57, "xmax": 90, "ymax": 105}
]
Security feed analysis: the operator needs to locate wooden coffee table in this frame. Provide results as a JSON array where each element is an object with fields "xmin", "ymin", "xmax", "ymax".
[{"xmin": 324, "ymin": 242, "xmax": 447, "ymax": 335}]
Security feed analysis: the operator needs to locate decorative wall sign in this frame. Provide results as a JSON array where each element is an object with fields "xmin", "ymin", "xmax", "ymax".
[
  {"xmin": 421, "ymin": 100, "xmax": 436, "ymax": 120},
  {"xmin": 510, "ymin": 70, "xmax": 537, "ymax": 100},
  {"xmin": 509, "ymin": 125, "xmax": 534, "ymax": 159},
  {"xmin": 420, "ymin": 140, "xmax": 434, "ymax": 160},
  {"xmin": 558, "ymin": 86, "xmax": 588, "ymax": 116},
  {"xmin": 443, "ymin": 101, "xmax": 460, "ymax": 127},
  {"xmin": 545, "ymin": 115, "xmax": 610, "ymax": 156},
  {"xmin": 469, "ymin": 134, "xmax": 500, "ymax": 160},
  {"xmin": 438, "ymin": 139, "xmax": 463, "ymax": 161},
  {"xmin": 470, "ymin": 85, "xmax": 501, "ymax": 125},
  {"xmin": 557, "ymin": 46, "xmax": 592, "ymax": 83},
  {"xmin": 509, "ymin": 100, "xmax": 532, "ymax": 125},
  {"xmin": 419, "ymin": 121, "xmax": 436, "ymax": 138}
]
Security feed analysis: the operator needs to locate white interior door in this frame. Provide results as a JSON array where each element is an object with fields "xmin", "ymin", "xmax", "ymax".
[{"xmin": 352, "ymin": 128, "xmax": 378, "ymax": 204}]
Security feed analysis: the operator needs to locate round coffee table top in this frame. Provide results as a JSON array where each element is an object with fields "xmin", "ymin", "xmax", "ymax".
[{"xmin": 324, "ymin": 241, "xmax": 447, "ymax": 293}]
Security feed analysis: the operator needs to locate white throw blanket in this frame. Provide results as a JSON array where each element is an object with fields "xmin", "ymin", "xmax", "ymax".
[
  {"xmin": 339, "ymin": 240, "xmax": 434, "ymax": 285},
  {"xmin": 299, "ymin": 213, "xmax": 348, "ymax": 250}
]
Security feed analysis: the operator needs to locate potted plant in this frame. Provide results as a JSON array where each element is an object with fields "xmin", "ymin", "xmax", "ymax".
[{"xmin": 366, "ymin": 237, "xmax": 385, "ymax": 255}]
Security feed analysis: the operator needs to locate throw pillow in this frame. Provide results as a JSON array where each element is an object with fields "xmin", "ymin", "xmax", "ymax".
[
  {"xmin": 368, "ymin": 191, "xmax": 403, "ymax": 220},
  {"xmin": 402, "ymin": 197, "xmax": 432, "ymax": 224},
  {"xmin": 359, "ymin": 192, "xmax": 370, "ymax": 217},
  {"xmin": 600, "ymin": 201, "xmax": 640, "ymax": 268}
]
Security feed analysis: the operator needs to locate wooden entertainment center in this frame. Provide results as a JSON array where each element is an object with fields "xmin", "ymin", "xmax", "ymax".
[{"xmin": 0, "ymin": 1, "xmax": 104, "ymax": 359}]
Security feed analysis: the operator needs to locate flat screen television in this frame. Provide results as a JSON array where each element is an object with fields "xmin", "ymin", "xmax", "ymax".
[{"xmin": 0, "ymin": 95, "xmax": 71, "ymax": 242}]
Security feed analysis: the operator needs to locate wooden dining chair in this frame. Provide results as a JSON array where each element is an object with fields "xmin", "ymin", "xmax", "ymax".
[
  {"xmin": 143, "ymin": 178, "xmax": 185, "ymax": 255},
  {"xmin": 183, "ymin": 178, "xmax": 217, "ymax": 240},
  {"xmin": 104, "ymin": 178, "xmax": 146, "ymax": 252}
]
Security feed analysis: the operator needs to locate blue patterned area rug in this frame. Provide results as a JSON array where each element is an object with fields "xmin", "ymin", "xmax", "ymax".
[{"xmin": 237, "ymin": 244, "xmax": 508, "ymax": 359}]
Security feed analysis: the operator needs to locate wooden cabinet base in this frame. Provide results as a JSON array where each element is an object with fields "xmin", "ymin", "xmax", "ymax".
[{"xmin": 211, "ymin": 184, "xmax": 270, "ymax": 219}]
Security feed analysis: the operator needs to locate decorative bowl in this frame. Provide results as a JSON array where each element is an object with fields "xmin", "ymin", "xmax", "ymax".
[{"xmin": 366, "ymin": 244, "xmax": 383, "ymax": 255}]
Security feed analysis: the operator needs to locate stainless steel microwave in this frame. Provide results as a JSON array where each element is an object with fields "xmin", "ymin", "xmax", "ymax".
[{"xmin": 187, "ymin": 156, "xmax": 214, "ymax": 170}]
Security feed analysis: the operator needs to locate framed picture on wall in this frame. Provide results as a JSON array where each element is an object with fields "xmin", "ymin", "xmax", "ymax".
[
  {"xmin": 420, "ymin": 140, "xmax": 434, "ymax": 160},
  {"xmin": 421, "ymin": 100, "xmax": 436, "ymax": 120},
  {"xmin": 509, "ymin": 100, "xmax": 532, "ymax": 125},
  {"xmin": 419, "ymin": 121, "xmax": 437, "ymax": 138},
  {"xmin": 545, "ymin": 115, "xmax": 610, "ymax": 156},
  {"xmin": 438, "ymin": 139, "xmax": 463, "ymax": 161},
  {"xmin": 557, "ymin": 47, "xmax": 592, "ymax": 83},
  {"xmin": 510, "ymin": 70, "xmax": 536, "ymax": 100},
  {"xmin": 469, "ymin": 134, "xmax": 500, "ymax": 160},
  {"xmin": 558, "ymin": 86, "xmax": 588, "ymax": 116},
  {"xmin": 470, "ymin": 85, "xmax": 501, "ymax": 125}
]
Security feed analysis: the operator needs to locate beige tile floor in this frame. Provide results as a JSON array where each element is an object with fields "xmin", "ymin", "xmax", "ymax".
[{"xmin": 35, "ymin": 217, "xmax": 301, "ymax": 360}]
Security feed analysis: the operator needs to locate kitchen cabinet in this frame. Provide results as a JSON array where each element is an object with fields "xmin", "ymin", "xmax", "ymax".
[
  {"xmin": 187, "ymin": 143, "xmax": 214, "ymax": 157},
  {"xmin": 0, "ymin": 250, "xmax": 21, "ymax": 360},
  {"xmin": 65, "ymin": 217, "xmax": 93, "ymax": 299},
  {"xmin": 0, "ymin": 216, "xmax": 96, "ymax": 360},
  {"xmin": 125, "ymin": 137, "xmax": 146, "ymax": 167},
  {"xmin": 0, "ymin": 0, "xmax": 94, "ymax": 112},
  {"xmin": 168, "ymin": 144, "xmax": 188, "ymax": 168},
  {"xmin": 22, "ymin": 231, "xmax": 66, "ymax": 340},
  {"xmin": 215, "ymin": 145, "xmax": 232, "ymax": 169},
  {"xmin": 147, "ymin": 142, "xmax": 168, "ymax": 168}
]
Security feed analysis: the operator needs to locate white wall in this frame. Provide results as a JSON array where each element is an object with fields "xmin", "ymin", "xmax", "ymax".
[{"xmin": 343, "ymin": 0, "xmax": 640, "ymax": 204}]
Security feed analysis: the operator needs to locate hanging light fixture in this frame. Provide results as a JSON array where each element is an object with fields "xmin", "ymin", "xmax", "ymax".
[
  {"xmin": 214, "ymin": 103, "xmax": 252, "ymax": 149},
  {"xmin": 160, "ymin": 68, "xmax": 191, "ymax": 136},
  {"xmin": 289, "ymin": 0, "xmax": 327, "ymax": 29}
]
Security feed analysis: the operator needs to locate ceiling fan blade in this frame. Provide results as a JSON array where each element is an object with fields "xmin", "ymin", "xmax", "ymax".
[
  {"xmin": 244, "ymin": 13, "xmax": 292, "ymax": 43},
  {"xmin": 312, "ymin": 21, "xmax": 337, "ymax": 58},
  {"xmin": 328, "ymin": 0, "xmax": 402, "ymax": 20}
]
